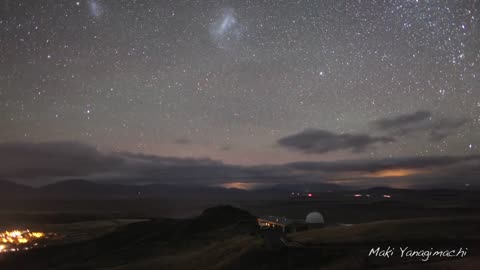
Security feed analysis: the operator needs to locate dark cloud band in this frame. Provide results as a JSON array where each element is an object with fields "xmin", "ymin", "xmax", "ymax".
[
  {"xmin": 277, "ymin": 129, "xmax": 394, "ymax": 154},
  {"xmin": 2, "ymin": 141, "xmax": 479, "ymax": 188}
]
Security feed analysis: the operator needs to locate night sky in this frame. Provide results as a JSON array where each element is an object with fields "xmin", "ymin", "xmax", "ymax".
[{"xmin": 1, "ymin": 0, "xmax": 479, "ymax": 188}]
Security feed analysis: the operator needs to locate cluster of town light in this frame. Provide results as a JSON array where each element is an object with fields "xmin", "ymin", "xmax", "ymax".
[
  {"xmin": 354, "ymin": 194, "xmax": 392, "ymax": 198},
  {"xmin": 0, "ymin": 230, "xmax": 46, "ymax": 253}
]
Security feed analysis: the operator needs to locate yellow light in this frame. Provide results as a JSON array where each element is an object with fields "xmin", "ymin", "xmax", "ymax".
[
  {"xmin": 7, "ymin": 231, "xmax": 22, "ymax": 238},
  {"xmin": 0, "ymin": 229, "xmax": 47, "ymax": 253},
  {"xmin": 31, "ymin": 232, "xmax": 44, "ymax": 238},
  {"xmin": 18, "ymin": 238, "xmax": 28, "ymax": 244}
]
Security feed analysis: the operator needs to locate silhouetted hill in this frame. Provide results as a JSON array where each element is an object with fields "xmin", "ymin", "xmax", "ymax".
[
  {"xmin": 266, "ymin": 182, "xmax": 347, "ymax": 192},
  {"xmin": 0, "ymin": 179, "xmax": 477, "ymax": 202},
  {"xmin": 42, "ymin": 179, "xmax": 101, "ymax": 192},
  {"xmin": 186, "ymin": 205, "xmax": 258, "ymax": 233},
  {"xmin": 360, "ymin": 186, "xmax": 474, "ymax": 198},
  {"xmin": 141, "ymin": 183, "xmax": 248, "ymax": 198},
  {"xmin": 0, "ymin": 180, "xmax": 34, "ymax": 197},
  {"xmin": 1, "ymin": 179, "xmax": 252, "ymax": 200},
  {"xmin": 40, "ymin": 179, "xmax": 135, "ymax": 198},
  {"xmin": 0, "ymin": 205, "xmax": 260, "ymax": 270},
  {"xmin": 360, "ymin": 186, "xmax": 407, "ymax": 195}
]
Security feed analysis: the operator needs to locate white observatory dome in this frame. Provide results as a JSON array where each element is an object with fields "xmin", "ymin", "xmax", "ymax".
[{"xmin": 305, "ymin": 212, "xmax": 324, "ymax": 224}]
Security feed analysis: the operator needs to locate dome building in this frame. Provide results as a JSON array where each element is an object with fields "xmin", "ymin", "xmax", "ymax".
[{"xmin": 305, "ymin": 212, "xmax": 325, "ymax": 228}]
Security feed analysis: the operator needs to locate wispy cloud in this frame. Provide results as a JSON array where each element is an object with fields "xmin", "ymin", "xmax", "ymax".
[
  {"xmin": 277, "ymin": 129, "xmax": 394, "ymax": 154},
  {"xmin": 1, "ymin": 141, "xmax": 479, "ymax": 188},
  {"xmin": 372, "ymin": 111, "xmax": 468, "ymax": 141}
]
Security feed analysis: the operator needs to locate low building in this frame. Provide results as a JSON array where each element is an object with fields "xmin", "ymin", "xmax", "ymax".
[{"xmin": 257, "ymin": 211, "xmax": 325, "ymax": 233}]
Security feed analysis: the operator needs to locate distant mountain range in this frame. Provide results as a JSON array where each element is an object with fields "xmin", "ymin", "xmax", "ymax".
[
  {"xmin": 0, "ymin": 179, "xmax": 243, "ymax": 199},
  {"xmin": 0, "ymin": 179, "xmax": 475, "ymax": 200},
  {"xmin": 0, "ymin": 179, "xmax": 35, "ymax": 195},
  {"xmin": 0, "ymin": 179, "xmax": 350, "ymax": 200}
]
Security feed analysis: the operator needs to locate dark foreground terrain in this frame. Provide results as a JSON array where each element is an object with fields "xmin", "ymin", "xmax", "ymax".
[
  {"xmin": 0, "ymin": 205, "xmax": 479, "ymax": 270},
  {"xmin": 1, "ymin": 185, "xmax": 479, "ymax": 269}
]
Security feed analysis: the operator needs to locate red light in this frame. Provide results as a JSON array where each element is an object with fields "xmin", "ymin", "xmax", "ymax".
[{"xmin": 308, "ymin": 193, "xmax": 313, "ymax": 197}]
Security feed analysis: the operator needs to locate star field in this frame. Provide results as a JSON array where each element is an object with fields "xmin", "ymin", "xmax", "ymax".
[{"xmin": 1, "ymin": 0, "xmax": 479, "ymax": 169}]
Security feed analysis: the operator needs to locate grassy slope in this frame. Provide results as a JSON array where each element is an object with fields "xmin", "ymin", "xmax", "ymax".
[
  {"xmin": 0, "ymin": 206, "xmax": 262, "ymax": 270},
  {"xmin": 105, "ymin": 236, "xmax": 262, "ymax": 270},
  {"xmin": 283, "ymin": 216, "xmax": 480, "ymax": 270},
  {"xmin": 2, "ymin": 214, "xmax": 479, "ymax": 270},
  {"xmin": 291, "ymin": 216, "xmax": 480, "ymax": 244}
]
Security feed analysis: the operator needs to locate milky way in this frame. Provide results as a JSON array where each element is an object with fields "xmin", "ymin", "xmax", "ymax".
[{"xmin": 0, "ymin": 0, "xmax": 479, "ymax": 187}]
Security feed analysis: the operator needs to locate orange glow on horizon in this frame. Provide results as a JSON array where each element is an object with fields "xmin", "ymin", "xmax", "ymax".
[
  {"xmin": 219, "ymin": 182, "xmax": 258, "ymax": 190},
  {"xmin": 366, "ymin": 168, "xmax": 428, "ymax": 178}
]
